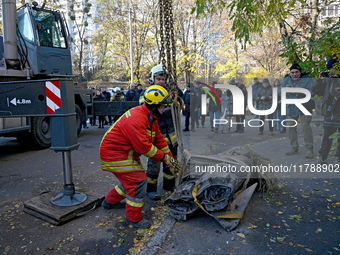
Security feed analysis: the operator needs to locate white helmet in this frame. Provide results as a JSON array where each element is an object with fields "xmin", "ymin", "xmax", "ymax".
[{"xmin": 149, "ymin": 64, "xmax": 164, "ymax": 85}]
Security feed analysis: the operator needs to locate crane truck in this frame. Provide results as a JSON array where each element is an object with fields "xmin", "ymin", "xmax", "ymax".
[
  {"xmin": 0, "ymin": 1, "xmax": 138, "ymax": 148},
  {"xmin": 0, "ymin": 0, "xmax": 93, "ymax": 148}
]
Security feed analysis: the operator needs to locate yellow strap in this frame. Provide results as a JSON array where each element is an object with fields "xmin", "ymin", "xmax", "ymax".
[{"xmin": 192, "ymin": 182, "xmax": 243, "ymax": 219}]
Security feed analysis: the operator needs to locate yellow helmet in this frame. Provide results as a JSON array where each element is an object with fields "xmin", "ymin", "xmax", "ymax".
[{"xmin": 143, "ymin": 85, "xmax": 171, "ymax": 106}]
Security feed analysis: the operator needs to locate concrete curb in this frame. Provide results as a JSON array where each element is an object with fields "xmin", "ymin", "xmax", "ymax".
[{"xmin": 140, "ymin": 215, "xmax": 176, "ymax": 255}]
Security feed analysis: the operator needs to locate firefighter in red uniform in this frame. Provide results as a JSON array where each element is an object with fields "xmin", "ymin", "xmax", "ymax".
[{"xmin": 100, "ymin": 85, "xmax": 181, "ymax": 228}]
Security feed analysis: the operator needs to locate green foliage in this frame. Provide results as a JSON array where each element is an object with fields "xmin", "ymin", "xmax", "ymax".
[
  {"xmin": 193, "ymin": 0, "xmax": 297, "ymax": 46},
  {"xmin": 193, "ymin": 0, "xmax": 340, "ymax": 79},
  {"xmin": 191, "ymin": 0, "xmax": 226, "ymax": 16},
  {"xmin": 244, "ymin": 67, "xmax": 270, "ymax": 86},
  {"xmin": 329, "ymin": 132, "xmax": 340, "ymax": 155},
  {"xmin": 214, "ymin": 59, "xmax": 239, "ymax": 79},
  {"xmin": 280, "ymin": 17, "xmax": 340, "ymax": 77},
  {"xmin": 91, "ymin": 0, "xmax": 157, "ymax": 83}
]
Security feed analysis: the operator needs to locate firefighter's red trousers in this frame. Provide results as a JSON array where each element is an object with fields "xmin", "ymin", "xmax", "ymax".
[{"xmin": 105, "ymin": 171, "xmax": 147, "ymax": 222}]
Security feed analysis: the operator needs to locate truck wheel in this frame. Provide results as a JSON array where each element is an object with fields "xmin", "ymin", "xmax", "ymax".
[
  {"xmin": 75, "ymin": 104, "xmax": 82, "ymax": 136},
  {"xmin": 30, "ymin": 116, "xmax": 52, "ymax": 148}
]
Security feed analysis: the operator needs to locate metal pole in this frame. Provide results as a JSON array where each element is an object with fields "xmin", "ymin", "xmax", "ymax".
[
  {"xmin": 129, "ymin": 0, "xmax": 134, "ymax": 83},
  {"xmin": 51, "ymin": 151, "xmax": 87, "ymax": 206},
  {"xmin": 62, "ymin": 151, "xmax": 73, "ymax": 185},
  {"xmin": 2, "ymin": 0, "xmax": 20, "ymax": 68}
]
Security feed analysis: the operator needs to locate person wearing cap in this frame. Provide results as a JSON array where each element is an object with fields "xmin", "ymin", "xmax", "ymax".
[
  {"xmin": 255, "ymin": 78, "xmax": 274, "ymax": 135},
  {"xmin": 312, "ymin": 53, "xmax": 340, "ymax": 164},
  {"xmin": 278, "ymin": 62, "xmax": 315, "ymax": 158},
  {"xmin": 100, "ymin": 85, "xmax": 181, "ymax": 229}
]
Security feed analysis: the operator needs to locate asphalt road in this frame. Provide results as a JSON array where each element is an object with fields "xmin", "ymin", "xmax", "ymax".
[
  {"xmin": 0, "ymin": 114, "xmax": 339, "ymax": 255},
  {"xmin": 0, "ymin": 126, "xmax": 150, "ymax": 255},
  {"xmin": 159, "ymin": 114, "xmax": 340, "ymax": 255}
]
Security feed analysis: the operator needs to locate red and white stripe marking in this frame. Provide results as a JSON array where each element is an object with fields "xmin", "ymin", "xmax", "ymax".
[{"xmin": 46, "ymin": 81, "xmax": 61, "ymax": 114}]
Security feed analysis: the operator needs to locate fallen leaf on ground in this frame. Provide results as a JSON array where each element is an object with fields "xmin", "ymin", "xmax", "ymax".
[
  {"xmin": 236, "ymin": 233, "xmax": 245, "ymax": 238},
  {"xmin": 289, "ymin": 215, "xmax": 302, "ymax": 220},
  {"xmin": 248, "ymin": 223, "xmax": 258, "ymax": 229}
]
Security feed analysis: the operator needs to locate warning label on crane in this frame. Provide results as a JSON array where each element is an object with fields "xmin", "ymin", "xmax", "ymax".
[{"xmin": 46, "ymin": 81, "xmax": 61, "ymax": 114}]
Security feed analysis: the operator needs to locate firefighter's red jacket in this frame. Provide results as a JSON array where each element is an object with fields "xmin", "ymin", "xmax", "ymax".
[{"xmin": 100, "ymin": 104, "xmax": 172, "ymax": 173}]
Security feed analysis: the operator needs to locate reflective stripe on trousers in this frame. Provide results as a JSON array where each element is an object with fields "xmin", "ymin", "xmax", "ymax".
[{"xmin": 105, "ymin": 171, "xmax": 147, "ymax": 222}]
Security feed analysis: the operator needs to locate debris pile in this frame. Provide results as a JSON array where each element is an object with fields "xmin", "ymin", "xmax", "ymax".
[{"xmin": 166, "ymin": 149, "xmax": 277, "ymax": 231}]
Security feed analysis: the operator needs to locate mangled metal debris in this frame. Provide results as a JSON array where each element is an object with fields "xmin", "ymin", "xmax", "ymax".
[{"xmin": 166, "ymin": 149, "xmax": 277, "ymax": 231}]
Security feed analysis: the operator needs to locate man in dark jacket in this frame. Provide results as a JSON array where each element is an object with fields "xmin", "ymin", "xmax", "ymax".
[
  {"xmin": 125, "ymin": 83, "xmax": 139, "ymax": 101},
  {"xmin": 195, "ymin": 83, "xmax": 206, "ymax": 128},
  {"xmin": 136, "ymin": 84, "xmax": 143, "ymax": 99},
  {"xmin": 251, "ymin": 77, "xmax": 262, "ymax": 118},
  {"xmin": 234, "ymin": 79, "xmax": 247, "ymax": 133},
  {"xmin": 278, "ymin": 63, "xmax": 315, "ymax": 158},
  {"xmin": 313, "ymin": 54, "xmax": 340, "ymax": 164},
  {"xmin": 101, "ymin": 88, "xmax": 112, "ymax": 125},
  {"xmin": 182, "ymin": 83, "xmax": 196, "ymax": 131},
  {"xmin": 209, "ymin": 81, "xmax": 222, "ymax": 133},
  {"xmin": 255, "ymin": 78, "xmax": 274, "ymax": 135},
  {"xmin": 101, "ymin": 87, "xmax": 111, "ymax": 101}
]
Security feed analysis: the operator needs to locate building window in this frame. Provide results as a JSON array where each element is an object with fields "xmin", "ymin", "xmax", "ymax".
[
  {"xmin": 322, "ymin": 4, "xmax": 340, "ymax": 18},
  {"xmin": 328, "ymin": 5, "xmax": 334, "ymax": 16}
]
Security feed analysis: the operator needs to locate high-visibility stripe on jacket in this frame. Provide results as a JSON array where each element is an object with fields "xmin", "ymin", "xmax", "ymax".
[{"xmin": 100, "ymin": 104, "xmax": 172, "ymax": 173}]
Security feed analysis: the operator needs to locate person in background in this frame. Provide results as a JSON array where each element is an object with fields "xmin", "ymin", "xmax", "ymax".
[
  {"xmin": 101, "ymin": 87, "xmax": 111, "ymax": 102},
  {"xmin": 196, "ymin": 82, "xmax": 206, "ymax": 128},
  {"xmin": 136, "ymin": 84, "xmax": 143, "ymax": 98},
  {"xmin": 121, "ymin": 87, "xmax": 126, "ymax": 100},
  {"xmin": 90, "ymin": 87, "xmax": 96, "ymax": 126},
  {"xmin": 101, "ymin": 87, "xmax": 112, "ymax": 125},
  {"xmin": 312, "ymin": 53, "xmax": 340, "ymax": 164},
  {"xmin": 278, "ymin": 63, "xmax": 315, "ymax": 158},
  {"xmin": 251, "ymin": 77, "xmax": 262, "ymax": 118},
  {"xmin": 209, "ymin": 81, "xmax": 222, "ymax": 133},
  {"xmin": 234, "ymin": 79, "xmax": 247, "ymax": 133},
  {"xmin": 272, "ymin": 79, "xmax": 286, "ymax": 133},
  {"xmin": 93, "ymin": 90, "xmax": 106, "ymax": 128},
  {"xmin": 255, "ymin": 78, "xmax": 274, "ymax": 135},
  {"xmin": 125, "ymin": 83, "xmax": 139, "ymax": 101},
  {"xmin": 111, "ymin": 89, "xmax": 124, "ymax": 102},
  {"xmin": 182, "ymin": 83, "xmax": 196, "ymax": 131}
]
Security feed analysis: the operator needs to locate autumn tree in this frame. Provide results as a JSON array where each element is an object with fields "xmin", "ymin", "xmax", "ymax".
[
  {"xmin": 174, "ymin": 0, "xmax": 224, "ymax": 84},
  {"xmin": 192, "ymin": 0, "xmax": 340, "ymax": 77},
  {"xmin": 68, "ymin": 0, "xmax": 92, "ymax": 79},
  {"xmin": 92, "ymin": 0, "xmax": 158, "ymax": 84},
  {"xmin": 244, "ymin": 26, "xmax": 287, "ymax": 78}
]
